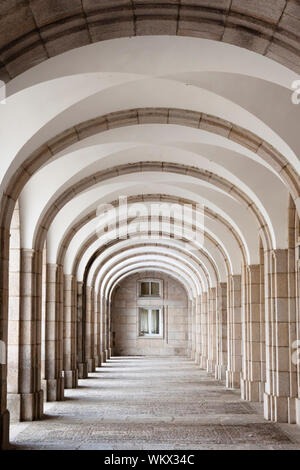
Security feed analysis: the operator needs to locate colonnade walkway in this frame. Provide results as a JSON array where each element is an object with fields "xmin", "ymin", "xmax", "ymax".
[{"xmin": 9, "ymin": 357, "xmax": 300, "ymax": 450}]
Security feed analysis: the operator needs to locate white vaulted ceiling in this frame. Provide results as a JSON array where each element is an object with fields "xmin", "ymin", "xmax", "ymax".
[{"xmin": 0, "ymin": 34, "xmax": 299, "ymax": 299}]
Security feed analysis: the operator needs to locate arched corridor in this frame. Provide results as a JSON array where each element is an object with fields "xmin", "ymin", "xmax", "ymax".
[{"xmin": 0, "ymin": 0, "xmax": 300, "ymax": 452}]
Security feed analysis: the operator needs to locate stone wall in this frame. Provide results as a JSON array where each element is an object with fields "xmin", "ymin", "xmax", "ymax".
[{"xmin": 111, "ymin": 271, "xmax": 189, "ymax": 356}]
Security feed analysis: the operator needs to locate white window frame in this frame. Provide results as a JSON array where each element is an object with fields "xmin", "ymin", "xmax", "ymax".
[
  {"xmin": 138, "ymin": 307, "xmax": 163, "ymax": 338},
  {"xmin": 138, "ymin": 279, "xmax": 162, "ymax": 298}
]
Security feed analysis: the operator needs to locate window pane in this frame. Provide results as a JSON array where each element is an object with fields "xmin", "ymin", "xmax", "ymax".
[
  {"xmin": 151, "ymin": 282, "xmax": 160, "ymax": 296},
  {"xmin": 151, "ymin": 309, "xmax": 160, "ymax": 334},
  {"xmin": 140, "ymin": 308, "xmax": 149, "ymax": 335},
  {"xmin": 140, "ymin": 282, "xmax": 150, "ymax": 296}
]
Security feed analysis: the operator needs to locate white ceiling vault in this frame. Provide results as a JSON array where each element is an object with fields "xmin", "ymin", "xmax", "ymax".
[{"xmin": 1, "ymin": 34, "xmax": 299, "ymax": 298}]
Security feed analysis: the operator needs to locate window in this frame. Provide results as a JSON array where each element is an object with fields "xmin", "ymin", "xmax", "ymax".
[
  {"xmin": 139, "ymin": 280, "xmax": 161, "ymax": 297},
  {"xmin": 139, "ymin": 307, "xmax": 163, "ymax": 337}
]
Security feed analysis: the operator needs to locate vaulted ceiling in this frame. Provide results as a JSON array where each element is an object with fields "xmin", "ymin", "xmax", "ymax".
[{"xmin": 1, "ymin": 1, "xmax": 299, "ymax": 299}]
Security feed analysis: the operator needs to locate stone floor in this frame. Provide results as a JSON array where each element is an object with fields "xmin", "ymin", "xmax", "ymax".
[{"xmin": 9, "ymin": 356, "xmax": 300, "ymax": 450}]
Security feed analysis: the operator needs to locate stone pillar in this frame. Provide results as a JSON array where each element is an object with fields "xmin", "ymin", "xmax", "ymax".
[
  {"xmin": 287, "ymin": 201, "xmax": 298, "ymax": 423},
  {"xmin": 284, "ymin": 200, "xmax": 299, "ymax": 424},
  {"xmin": 264, "ymin": 249, "xmax": 297, "ymax": 423},
  {"xmin": 207, "ymin": 287, "xmax": 217, "ymax": 374},
  {"xmin": 77, "ymin": 282, "xmax": 88, "ymax": 378},
  {"xmin": 0, "ymin": 225, "xmax": 10, "ymax": 449},
  {"xmin": 226, "ymin": 275, "xmax": 242, "ymax": 389},
  {"xmin": 287, "ymin": 259, "xmax": 297, "ymax": 423},
  {"xmin": 199, "ymin": 292, "xmax": 208, "ymax": 369},
  {"xmin": 186, "ymin": 298, "xmax": 192, "ymax": 357},
  {"xmin": 241, "ymin": 265, "xmax": 265, "ymax": 402},
  {"xmin": 103, "ymin": 296, "xmax": 109, "ymax": 361},
  {"xmin": 36, "ymin": 251, "xmax": 44, "ymax": 413},
  {"xmin": 85, "ymin": 286, "xmax": 95, "ymax": 372},
  {"xmin": 98, "ymin": 292, "xmax": 105, "ymax": 364},
  {"xmin": 106, "ymin": 297, "xmax": 112, "ymax": 359},
  {"xmin": 94, "ymin": 289, "xmax": 101, "ymax": 367},
  {"xmin": 215, "ymin": 282, "xmax": 227, "ymax": 380},
  {"xmin": 194, "ymin": 295, "xmax": 201, "ymax": 365},
  {"xmin": 57, "ymin": 265, "xmax": 65, "ymax": 398},
  {"xmin": 7, "ymin": 205, "xmax": 21, "ymax": 422},
  {"xmin": 190, "ymin": 299, "xmax": 196, "ymax": 360},
  {"xmin": 63, "ymin": 275, "xmax": 78, "ymax": 388},
  {"xmin": 41, "ymin": 264, "xmax": 64, "ymax": 401},
  {"xmin": 259, "ymin": 249, "xmax": 267, "ymax": 400},
  {"xmin": 19, "ymin": 249, "xmax": 43, "ymax": 420}
]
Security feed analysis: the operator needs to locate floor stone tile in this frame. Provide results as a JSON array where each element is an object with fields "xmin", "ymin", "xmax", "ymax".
[{"xmin": 10, "ymin": 357, "xmax": 300, "ymax": 450}]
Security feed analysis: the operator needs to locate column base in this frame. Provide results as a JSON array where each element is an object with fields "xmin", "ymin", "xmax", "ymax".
[
  {"xmin": 0, "ymin": 409, "xmax": 10, "ymax": 450},
  {"xmin": 42, "ymin": 377, "xmax": 64, "ymax": 402},
  {"xmin": 194, "ymin": 352, "xmax": 201, "ymax": 365},
  {"xmin": 199, "ymin": 355, "xmax": 207, "ymax": 370},
  {"xmin": 78, "ymin": 362, "xmax": 88, "ymax": 379},
  {"xmin": 296, "ymin": 398, "xmax": 300, "ymax": 425},
  {"xmin": 104, "ymin": 349, "xmax": 110, "ymax": 361},
  {"xmin": 63, "ymin": 369, "xmax": 78, "ymax": 389},
  {"xmin": 94, "ymin": 355, "xmax": 101, "ymax": 368},
  {"xmin": 20, "ymin": 390, "xmax": 44, "ymax": 421},
  {"xmin": 206, "ymin": 359, "xmax": 215, "ymax": 374},
  {"xmin": 7, "ymin": 393, "xmax": 21, "ymax": 423},
  {"xmin": 288, "ymin": 397, "xmax": 296, "ymax": 424},
  {"xmin": 264, "ymin": 392, "xmax": 272, "ymax": 420},
  {"xmin": 100, "ymin": 352, "xmax": 106, "ymax": 364},
  {"xmin": 226, "ymin": 370, "xmax": 241, "ymax": 389},
  {"xmin": 241, "ymin": 378, "xmax": 263, "ymax": 402},
  {"xmin": 37, "ymin": 389, "xmax": 44, "ymax": 418},
  {"xmin": 264, "ymin": 393, "xmax": 290, "ymax": 423},
  {"xmin": 215, "ymin": 365, "xmax": 226, "ymax": 381},
  {"xmin": 87, "ymin": 358, "xmax": 96, "ymax": 373}
]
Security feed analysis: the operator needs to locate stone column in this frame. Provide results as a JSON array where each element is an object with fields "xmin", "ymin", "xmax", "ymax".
[
  {"xmin": 215, "ymin": 282, "xmax": 227, "ymax": 380},
  {"xmin": 199, "ymin": 292, "xmax": 208, "ymax": 369},
  {"xmin": 226, "ymin": 275, "xmax": 242, "ymax": 389},
  {"xmin": 85, "ymin": 286, "xmax": 95, "ymax": 372},
  {"xmin": 287, "ymin": 202, "xmax": 298, "ymax": 423},
  {"xmin": 207, "ymin": 287, "xmax": 217, "ymax": 374},
  {"xmin": 94, "ymin": 289, "xmax": 101, "ymax": 367},
  {"xmin": 98, "ymin": 292, "xmax": 105, "ymax": 364},
  {"xmin": 57, "ymin": 265, "xmax": 65, "ymax": 398},
  {"xmin": 106, "ymin": 297, "xmax": 112, "ymax": 359},
  {"xmin": 264, "ymin": 249, "xmax": 297, "ymax": 423},
  {"xmin": 186, "ymin": 298, "xmax": 191, "ymax": 358},
  {"xmin": 41, "ymin": 264, "xmax": 64, "ymax": 401},
  {"xmin": 103, "ymin": 296, "xmax": 109, "ymax": 361},
  {"xmin": 195, "ymin": 295, "xmax": 201, "ymax": 365},
  {"xmin": 19, "ymin": 249, "xmax": 43, "ymax": 420},
  {"xmin": 77, "ymin": 282, "xmax": 88, "ymax": 378},
  {"xmin": 63, "ymin": 274, "xmax": 78, "ymax": 388},
  {"xmin": 190, "ymin": 299, "xmax": 196, "ymax": 360},
  {"xmin": 241, "ymin": 265, "xmax": 265, "ymax": 402},
  {"xmin": 287, "ymin": 225, "xmax": 298, "ymax": 424},
  {"xmin": 0, "ymin": 225, "xmax": 10, "ymax": 449},
  {"xmin": 7, "ymin": 205, "xmax": 21, "ymax": 422},
  {"xmin": 259, "ymin": 249, "xmax": 267, "ymax": 400}
]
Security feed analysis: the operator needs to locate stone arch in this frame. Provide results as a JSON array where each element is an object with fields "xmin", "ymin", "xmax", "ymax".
[
  {"xmin": 0, "ymin": 1, "xmax": 299, "ymax": 81},
  {"xmin": 25, "ymin": 161, "xmax": 274, "ymax": 254},
  {"xmin": 56, "ymin": 194, "xmax": 248, "ymax": 272},
  {"xmin": 1, "ymin": 107, "xmax": 298, "ymax": 261}
]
